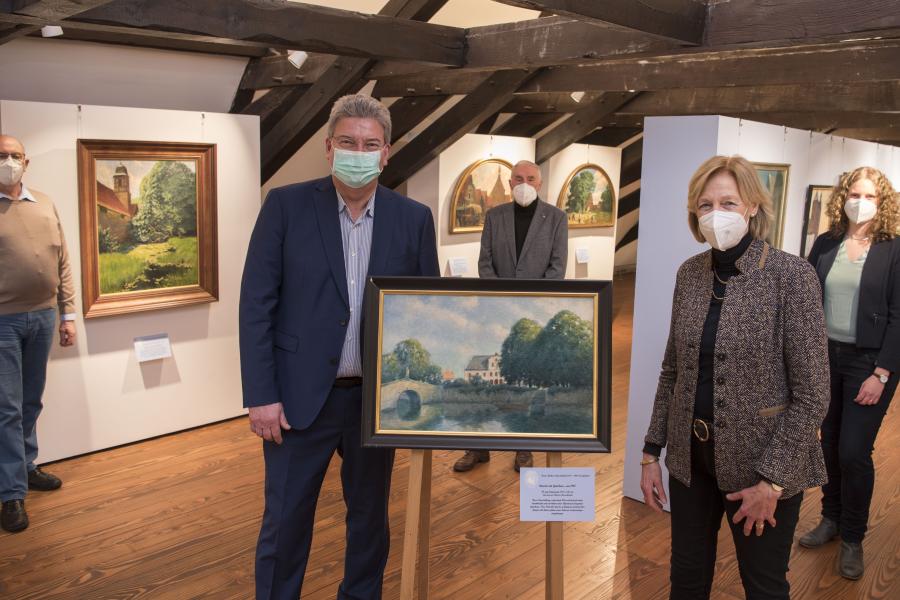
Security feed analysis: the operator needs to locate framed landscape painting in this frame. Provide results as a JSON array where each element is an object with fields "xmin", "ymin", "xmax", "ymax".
[
  {"xmin": 362, "ymin": 277, "xmax": 612, "ymax": 452},
  {"xmin": 800, "ymin": 185, "xmax": 834, "ymax": 258},
  {"xmin": 752, "ymin": 162, "xmax": 790, "ymax": 249},
  {"xmin": 556, "ymin": 163, "xmax": 617, "ymax": 228},
  {"xmin": 449, "ymin": 158, "xmax": 512, "ymax": 234},
  {"xmin": 77, "ymin": 139, "xmax": 218, "ymax": 318}
]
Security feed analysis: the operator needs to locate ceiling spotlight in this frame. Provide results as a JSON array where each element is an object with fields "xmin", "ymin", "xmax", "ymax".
[
  {"xmin": 40, "ymin": 25, "xmax": 64, "ymax": 38},
  {"xmin": 570, "ymin": 91, "xmax": 586, "ymax": 103},
  {"xmin": 287, "ymin": 50, "xmax": 308, "ymax": 69}
]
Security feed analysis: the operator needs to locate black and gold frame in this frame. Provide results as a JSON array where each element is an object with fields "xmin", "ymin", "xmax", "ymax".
[{"xmin": 362, "ymin": 277, "xmax": 612, "ymax": 452}]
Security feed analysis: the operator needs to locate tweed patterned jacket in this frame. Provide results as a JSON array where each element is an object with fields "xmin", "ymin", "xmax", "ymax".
[{"xmin": 644, "ymin": 239, "xmax": 830, "ymax": 498}]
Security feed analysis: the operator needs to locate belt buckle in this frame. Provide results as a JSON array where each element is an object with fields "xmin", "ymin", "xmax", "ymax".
[{"xmin": 692, "ymin": 418, "xmax": 710, "ymax": 442}]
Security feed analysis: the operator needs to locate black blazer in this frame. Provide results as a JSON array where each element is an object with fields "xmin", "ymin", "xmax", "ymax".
[{"xmin": 808, "ymin": 233, "xmax": 900, "ymax": 372}]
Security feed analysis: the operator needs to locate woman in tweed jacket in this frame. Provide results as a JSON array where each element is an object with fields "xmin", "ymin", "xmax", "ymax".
[{"xmin": 640, "ymin": 155, "xmax": 829, "ymax": 600}]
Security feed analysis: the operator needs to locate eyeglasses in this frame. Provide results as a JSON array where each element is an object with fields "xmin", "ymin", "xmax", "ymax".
[
  {"xmin": 0, "ymin": 152, "xmax": 25, "ymax": 162},
  {"xmin": 332, "ymin": 137, "xmax": 384, "ymax": 152}
]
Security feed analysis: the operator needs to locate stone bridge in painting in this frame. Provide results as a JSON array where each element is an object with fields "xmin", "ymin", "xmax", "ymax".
[{"xmin": 379, "ymin": 378, "xmax": 441, "ymax": 420}]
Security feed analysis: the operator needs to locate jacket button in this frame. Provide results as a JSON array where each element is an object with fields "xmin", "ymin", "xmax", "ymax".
[
  {"xmin": 716, "ymin": 377, "xmax": 725, "ymax": 385},
  {"xmin": 340, "ymin": 320, "xmax": 348, "ymax": 326},
  {"xmin": 329, "ymin": 358, "xmax": 338, "ymax": 365}
]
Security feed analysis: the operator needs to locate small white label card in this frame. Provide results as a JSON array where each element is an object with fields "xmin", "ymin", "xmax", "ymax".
[
  {"xmin": 575, "ymin": 247, "xmax": 591, "ymax": 264},
  {"xmin": 520, "ymin": 467, "xmax": 595, "ymax": 522},
  {"xmin": 448, "ymin": 256, "xmax": 469, "ymax": 277},
  {"xmin": 134, "ymin": 333, "xmax": 173, "ymax": 363}
]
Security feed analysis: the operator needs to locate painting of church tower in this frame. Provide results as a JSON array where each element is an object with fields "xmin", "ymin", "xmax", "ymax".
[
  {"xmin": 97, "ymin": 163, "xmax": 137, "ymax": 243},
  {"xmin": 450, "ymin": 158, "xmax": 512, "ymax": 233}
]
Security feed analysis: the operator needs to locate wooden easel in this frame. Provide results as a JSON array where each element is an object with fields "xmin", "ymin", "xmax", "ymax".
[{"xmin": 399, "ymin": 450, "xmax": 564, "ymax": 600}]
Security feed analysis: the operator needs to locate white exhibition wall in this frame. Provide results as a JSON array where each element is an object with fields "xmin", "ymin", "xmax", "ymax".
[
  {"xmin": 0, "ymin": 100, "xmax": 260, "ymax": 463},
  {"xmin": 622, "ymin": 115, "xmax": 900, "ymax": 508},
  {"xmin": 407, "ymin": 133, "xmax": 621, "ymax": 279}
]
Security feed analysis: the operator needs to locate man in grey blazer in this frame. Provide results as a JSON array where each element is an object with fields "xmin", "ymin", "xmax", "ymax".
[{"xmin": 453, "ymin": 160, "xmax": 568, "ymax": 473}]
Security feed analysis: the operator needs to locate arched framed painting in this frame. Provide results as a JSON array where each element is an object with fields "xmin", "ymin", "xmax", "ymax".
[
  {"xmin": 449, "ymin": 158, "xmax": 513, "ymax": 234},
  {"xmin": 556, "ymin": 163, "xmax": 617, "ymax": 228}
]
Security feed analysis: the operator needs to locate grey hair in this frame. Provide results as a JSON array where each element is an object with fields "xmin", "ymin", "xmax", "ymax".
[{"xmin": 327, "ymin": 94, "xmax": 392, "ymax": 143}]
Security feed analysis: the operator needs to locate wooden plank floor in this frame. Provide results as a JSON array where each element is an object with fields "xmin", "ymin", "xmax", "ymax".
[{"xmin": 2, "ymin": 274, "xmax": 898, "ymax": 599}]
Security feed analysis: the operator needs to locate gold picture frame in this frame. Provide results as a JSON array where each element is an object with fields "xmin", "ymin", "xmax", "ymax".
[
  {"xmin": 556, "ymin": 163, "xmax": 617, "ymax": 228},
  {"xmin": 752, "ymin": 162, "xmax": 790, "ymax": 249},
  {"xmin": 77, "ymin": 139, "xmax": 219, "ymax": 318},
  {"xmin": 448, "ymin": 158, "xmax": 513, "ymax": 234}
]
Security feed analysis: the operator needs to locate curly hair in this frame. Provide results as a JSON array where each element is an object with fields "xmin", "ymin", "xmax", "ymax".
[{"xmin": 825, "ymin": 166, "xmax": 899, "ymax": 242}]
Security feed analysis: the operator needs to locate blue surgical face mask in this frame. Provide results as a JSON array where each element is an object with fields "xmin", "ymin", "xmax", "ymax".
[{"xmin": 331, "ymin": 148, "xmax": 382, "ymax": 188}]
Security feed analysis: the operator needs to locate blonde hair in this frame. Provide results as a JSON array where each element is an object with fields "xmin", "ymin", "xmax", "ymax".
[
  {"xmin": 825, "ymin": 166, "xmax": 899, "ymax": 242},
  {"xmin": 686, "ymin": 155, "xmax": 773, "ymax": 243},
  {"xmin": 327, "ymin": 94, "xmax": 392, "ymax": 142}
]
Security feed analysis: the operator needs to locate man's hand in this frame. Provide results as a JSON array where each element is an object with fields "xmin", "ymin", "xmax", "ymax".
[
  {"xmin": 726, "ymin": 481, "xmax": 781, "ymax": 536},
  {"xmin": 59, "ymin": 321, "xmax": 76, "ymax": 347},
  {"xmin": 248, "ymin": 402, "xmax": 291, "ymax": 444}
]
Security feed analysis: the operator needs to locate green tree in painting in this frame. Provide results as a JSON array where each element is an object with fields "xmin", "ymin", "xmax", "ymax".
[
  {"xmin": 130, "ymin": 161, "xmax": 196, "ymax": 243},
  {"xmin": 565, "ymin": 170, "xmax": 596, "ymax": 214},
  {"xmin": 599, "ymin": 183, "xmax": 613, "ymax": 214},
  {"xmin": 500, "ymin": 318, "xmax": 541, "ymax": 386},
  {"xmin": 382, "ymin": 339, "xmax": 442, "ymax": 384},
  {"xmin": 530, "ymin": 310, "xmax": 593, "ymax": 387}
]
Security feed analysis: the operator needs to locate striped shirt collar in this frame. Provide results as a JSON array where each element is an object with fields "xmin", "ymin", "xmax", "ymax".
[
  {"xmin": 0, "ymin": 184, "xmax": 36, "ymax": 202},
  {"xmin": 336, "ymin": 189, "xmax": 376, "ymax": 221}
]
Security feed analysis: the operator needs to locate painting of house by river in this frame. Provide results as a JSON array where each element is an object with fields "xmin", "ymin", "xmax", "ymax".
[{"xmin": 377, "ymin": 292, "xmax": 597, "ymax": 437}]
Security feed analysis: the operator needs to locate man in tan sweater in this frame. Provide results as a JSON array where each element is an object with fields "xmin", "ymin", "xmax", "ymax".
[{"xmin": 0, "ymin": 134, "xmax": 76, "ymax": 533}]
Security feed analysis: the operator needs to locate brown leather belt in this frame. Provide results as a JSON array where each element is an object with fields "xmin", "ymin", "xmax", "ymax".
[
  {"xmin": 333, "ymin": 377, "xmax": 363, "ymax": 388},
  {"xmin": 692, "ymin": 418, "xmax": 712, "ymax": 442}
]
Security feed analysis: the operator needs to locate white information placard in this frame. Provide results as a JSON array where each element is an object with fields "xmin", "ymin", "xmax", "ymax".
[
  {"xmin": 134, "ymin": 333, "xmax": 173, "ymax": 363},
  {"xmin": 520, "ymin": 467, "xmax": 595, "ymax": 522},
  {"xmin": 448, "ymin": 256, "xmax": 469, "ymax": 277},
  {"xmin": 575, "ymin": 247, "xmax": 591, "ymax": 264}
]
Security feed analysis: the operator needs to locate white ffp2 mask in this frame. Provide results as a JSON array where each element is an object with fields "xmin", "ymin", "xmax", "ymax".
[
  {"xmin": 0, "ymin": 157, "xmax": 24, "ymax": 187},
  {"xmin": 698, "ymin": 210, "xmax": 749, "ymax": 251},
  {"xmin": 512, "ymin": 183, "xmax": 537, "ymax": 207},
  {"xmin": 844, "ymin": 198, "xmax": 877, "ymax": 224}
]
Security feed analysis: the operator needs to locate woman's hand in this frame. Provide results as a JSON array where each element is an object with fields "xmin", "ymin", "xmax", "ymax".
[
  {"xmin": 640, "ymin": 455, "xmax": 667, "ymax": 513},
  {"xmin": 725, "ymin": 481, "xmax": 781, "ymax": 536},
  {"xmin": 855, "ymin": 375, "xmax": 885, "ymax": 405}
]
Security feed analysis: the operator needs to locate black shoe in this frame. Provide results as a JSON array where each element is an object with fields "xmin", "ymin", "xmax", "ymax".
[
  {"xmin": 838, "ymin": 541, "xmax": 864, "ymax": 580},
  {"xmin": 28, "ymin": 467, "xmax": 62, "ymax": 491},
  {"xmin": 1, "ymin": 500, "xmax": 29, "ymax": 533},
  {"xmin": 798, "ymin": 517, "xmax": 839, "ymax": 548}
]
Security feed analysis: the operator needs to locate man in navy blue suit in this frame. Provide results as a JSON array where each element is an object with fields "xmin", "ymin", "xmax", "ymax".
[{"xmin": 239, "ymin": 94, "xmax": 439, "ymax": 600}]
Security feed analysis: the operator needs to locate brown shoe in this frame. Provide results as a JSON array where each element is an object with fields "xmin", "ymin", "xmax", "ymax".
[
  {"xmin": 453, "ymin": 450, "xmax": 490, "ymax": 472},
  {"xmin": 1, "ymin": 499, "xmax": 28, "ymax": 533},
  {"xmin": 514, "ymin": 451, "xmax": 534, "ymax": 472}
]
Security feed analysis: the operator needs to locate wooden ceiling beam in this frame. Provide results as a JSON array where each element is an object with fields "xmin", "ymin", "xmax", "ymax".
[
  {"xmin": 56, "ymin": 0, "xmax": 465, "ymax": 65},
  {"xmin": 493, "ymin": 112, "xmax": 564, "ymax": 137},
  {"xmin": 257, "ymin": 0, "xmax": 451, "ymax": 182},
  {"xmin": 381, "ymin": 69, "xmax": 537, "ymax": 189},
  {"xmin": 577, "ymin": 126, "xmax": 642, "ymax": 147},
  {"xmin": 502, "ymin": 92, "xmax": 603, "ymax": 114},
  {"xmin": 465, "ymin": 16, "xmax": 679, "ymax": 69},
  {"xmin": 620, "ymin": 82, "xmax": 900, "ymax": 115},
  {"xmin": 0, "ymin": 0, "xmax": 115, "ymax": 45},
  {"xmin": 705, "ymin": 0, "xmax": 900, "ymax": 47},
  {"xmin": 491, "ymin": 0, "xmax": 706, "ymax": 45},
  {"xmin": 728, "ymin": 112, "xmax": 900, "ymax": 132},
  {"xmin": 238, "ymin": 53, "xmax": 335, "ymax": 91},
  {"xmin": 372, "ymin": 69, "xmax": 490, "ymax": 98},
  {"xmin": 387, "ymin": 95, "xmax": 450, "ymax": 144},
  {"xmin": 521, "ymin": 40, "xmax": 900, "ymax": 93},
  {"xmin": 829, "ymin": 128, "xmax": 900, "ymax": 145},
  {"xmin": 535, "ymin": 91, "xmax": 637, "ymax": 163}
]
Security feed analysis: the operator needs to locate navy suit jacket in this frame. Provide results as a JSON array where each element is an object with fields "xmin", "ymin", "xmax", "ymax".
[{"xmin": 239, "ymin": 176, "xmax": 440, "ymax": 429}]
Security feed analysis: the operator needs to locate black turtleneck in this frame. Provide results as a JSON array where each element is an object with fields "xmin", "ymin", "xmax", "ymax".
[
  {"xmin": 694, "ymin": 232, "xmax": 754, "ymax": 422},
  {"xmin": 643, "ymin": 232, "xmax": 753, "ymax": 457},
  {"xmin": 514, "ymin": 198, "xmax": 538, "ymax": 259}
]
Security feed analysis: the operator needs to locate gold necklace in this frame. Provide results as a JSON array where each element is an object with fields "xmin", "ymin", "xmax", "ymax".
[
  {"xmin": 711, "ymin": 288, "xmax": 725, "ymax": 301},
  {"xmin": 713, "ymin": 269, "xmax": 729, "ymax": 285}
]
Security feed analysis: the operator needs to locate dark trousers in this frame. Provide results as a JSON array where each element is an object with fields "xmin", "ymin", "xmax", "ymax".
[
  {"xmin": 821, "ymin": 340, "xmax": 898, "ymax": 543},
  {"xmin": 669, "ymin": 436, "xmax": 802, "ymax": 600},
  {"xmin": 0, "ymin": 308, "xmax": 55, "ymax": 502},
  {"xmin": 254, "ymin": 385, "xmax": 395, "ymax": 600}
]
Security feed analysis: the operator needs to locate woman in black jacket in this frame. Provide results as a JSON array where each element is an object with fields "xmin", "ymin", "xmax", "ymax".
[{"xmin": 801, "ymin": 166, "xmax": 900, "ymax": 579}]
